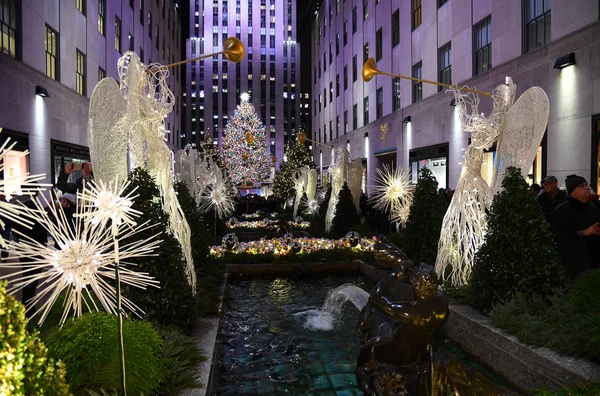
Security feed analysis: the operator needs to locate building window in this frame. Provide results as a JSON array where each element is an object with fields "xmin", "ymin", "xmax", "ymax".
[
  {"xmin": 352, "ymin": 55, "xmax": 357, "ymax": 82},
  {"xmin": 363, "ymin": 97, "xmax": 369, "ymax": 125},
  {"xmin": 412, "ymin": 0, "xmax": 422, "ymax": 30},
  {"xmin": 438, "ymin": 42, "xmax": 451, "ymax": 92},
  {"xmin": 343, "ymin": 20, "xmax": 348, "ymax": 45},
  {"xmin": 336, "ymin": 33, "xmax": 340, "ymax": 55},
  {"xmin": 353, "ymin": 103, "xmax": 358, "ymax": 130},
  {"xmin": 363, "ymin": 0, "xmax": 368, "ymax": 20},
  {"xmin": 329, "ymin": 82, "xmax": 333, "ymax": 103},
  {"xmin": 336, "ymin": 73, "xmax": 340, "ymax": 97},
  {"xmin": 98, "ymin": 0, "xmax": 105, "ymax": 35},
  {"xmin": 115, "ymin": 17, "xmax": 121, "ymax": 52},
  {"xmin": 474, "ymin": 16, "xmax": 491, "ymax": 75},
  {"xmin": 148, "ymin": 12, "xmax": 152, "ymax": 38},
  {"xmin": 392, "ymin": 77, "xmax": 401, "ymax": 111},
  {"xmin": 524, "ymin": 0, "xmax": 551, "ymax": 53},
  {"xmin": 0, "ymin": 0, "xmax": 19, "ymax": 58},
  {"xmin": 76, "ymin": 0, "xmax": 86, "ymax": 15},
  {"xmin": 45, "ymin": 25, "xmax": 58, "ymax": 80},
  {"xmin": 392, "ymin": 9, "xmax": 400, "ymax": 48},
  {"xmin": 412, "ymin": 61, "xmax": 422, "ymax": 103},
  {"xmin": 352, "ymin": 7, "xmax": 357, "ymax": 34},
  {"xmin": 98, "ymin": 67, "xmax": 106, "ymax": 82},
  {"xmin": 129, "ymin": 33, "xmax": 134, "ymax": 51},
  {"xmin": 344, "ymin": 65, "xmax": 348, "ymax": 90},
  {"xmin": 375, "ymin": 28, "xmax": 382, "ymax": 61},
  {"xmin": 376, "ymin": 88, "xmax": 383, "ymax": 119},
  {"xmin": 76, "ymin": 50, "xmax": 86, "ymax": 95},
  {"xmin": 363, "ymin": 42, "xmax": 368, "ymax": 63},
  {"xmin": 344, "ymin": 110, "xmax": 348, "ymax": 134}
]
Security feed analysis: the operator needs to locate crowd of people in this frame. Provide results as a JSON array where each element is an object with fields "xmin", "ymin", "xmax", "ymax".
[{"xmin": 533, "ymin": 174, "xmax": 600, "ymax": 279}]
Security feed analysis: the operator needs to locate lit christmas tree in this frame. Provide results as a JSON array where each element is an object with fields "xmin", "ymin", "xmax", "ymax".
[
  {"xmin": 273, "ymin": 131, "xmax": 316, "ymax": 201},
  {"xmin": 222, "ymin": 93, "xmax": 271, "ymax": 186}
]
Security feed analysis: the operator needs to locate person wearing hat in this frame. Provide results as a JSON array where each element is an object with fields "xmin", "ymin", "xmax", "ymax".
[
  {"xmin": 551, "ymin": 174, "xmax": 600, "ymax": 280},
  {"xmin": 538, "ymin": 175, "xmax": 568, "ymax": 225}
]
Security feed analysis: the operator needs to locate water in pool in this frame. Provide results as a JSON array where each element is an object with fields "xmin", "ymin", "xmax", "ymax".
[{"xmin": 216, "ymin": 275, "xmax": 518, "ymax": 395}]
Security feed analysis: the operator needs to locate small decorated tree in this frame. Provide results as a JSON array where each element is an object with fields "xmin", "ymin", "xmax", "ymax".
[
  {"xmin": 273, "ymin": 135, "xmax": 315, "ymax": 201},
  {"xmin": 470, "ymin": 166, "xmax": 565, "ymax": 313},
  {"xmin": 401, "ymin": 167, "xmax": 448, "ymax": 266},
  {"xmin": 332, "ymin": 183, "xmax": 361, "ymax": 236},
  {"xmin": 222, "ymin": 95, "xmax": 271, "ymax": 185}
]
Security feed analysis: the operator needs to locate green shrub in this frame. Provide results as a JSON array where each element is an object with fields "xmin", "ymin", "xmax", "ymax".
[
  {"xmin": 0, "ymin": 281, "xmax": 71, "ymax": 395},
  {"xmin": 401, "ymin": 167, "xmax": 448, "ymax": 266},
  {"xmin": 45, "ymin": 312, "xmax": 164, "ymax": 395},
  {"xmin": 155, "ymin": 326, "xmax": 205, "ymax": 395},
  {"xmin": 123, "ymin": 168, "xmax": 197, "ymax": 332},
  {"xmin": 531, "ymin": 382, "xmax": 600, "ymax": 395},
  {"xmin": 470, "ymin": 167, "xmax": 565, "ymax": 313},
  {"xmin": 489, "ymin": 291, "xmax": 596, "ymax": 359},
  {"xmin": 332, "ymin": 183, "xmax": 361, "ymax": 236},
  {"xmin": 568, "ymin": 269, "xmax": 600, "ymax": 316},
  {"xmin": 318, "ymin": 185, "xmax": 333, "ymax": 218}
]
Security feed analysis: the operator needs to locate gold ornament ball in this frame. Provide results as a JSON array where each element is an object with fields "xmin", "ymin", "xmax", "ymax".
[
  {"xmin": 245, "ymin": 132, "xmax": 254, "ymax": 145},
  {"xmin": 271, "ymin": 155, "xmax": 277, "ymax": 163},
  {"xmin": 242, "ymin": 153, "xmax": 249, "ymax": 161}
]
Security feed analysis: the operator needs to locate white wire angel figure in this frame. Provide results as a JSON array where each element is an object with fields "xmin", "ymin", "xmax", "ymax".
[{"xmin": 436, "ymin": 77, "xmax": 549, "ymax": 286}]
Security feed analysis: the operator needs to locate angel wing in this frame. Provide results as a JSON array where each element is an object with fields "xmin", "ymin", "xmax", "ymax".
[
  {"xmin": 88, "ymin": 78, "xmax": 128, "ymax": 183},
  {"xmin": 492, "ymin": 87, "xmax": 549, "ymax": 193}
]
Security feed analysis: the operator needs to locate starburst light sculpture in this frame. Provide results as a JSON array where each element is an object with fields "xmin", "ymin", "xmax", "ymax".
[
  {"xmin": 0, "ymin": 189, "xmax": 161, "ymax": 326},
  {"xmin": 369, "ymin": 164, "xmax": 414, "ymax": 228}
]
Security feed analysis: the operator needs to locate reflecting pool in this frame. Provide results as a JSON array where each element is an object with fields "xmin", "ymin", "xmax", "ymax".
[{"xmin": 216, "ymin": 275, "xmax": 520, "ymax": 395}]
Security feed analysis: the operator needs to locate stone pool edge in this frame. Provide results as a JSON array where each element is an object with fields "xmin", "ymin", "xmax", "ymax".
[{"xmin": 194, "ymin": 261, "xmax": 600, "ymax": 394}]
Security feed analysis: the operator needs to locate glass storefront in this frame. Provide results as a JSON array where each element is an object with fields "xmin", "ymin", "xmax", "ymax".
[
  {"xmin": 480, "ymin": 143, "xmax": 544, "ymax": 187},
  {"xmin": 50, "ymin": 140, "xmax": 90, "ymax": 186},
  {"xmin": 0, "ymin": 129, "xmax": 29, "ymax": 198},
  {"xmin": 409, "ymin": 144, "xmax": 448, "ymax": 189}
]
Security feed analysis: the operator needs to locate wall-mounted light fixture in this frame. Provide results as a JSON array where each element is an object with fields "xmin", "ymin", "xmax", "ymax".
[
  {"xmin": 553, "ymin": 53, "xmax": 576, "ymax": 69},
  {"xmin": 449, "ymin": 98, "xmax": 456, "ymax": 106},
  {"xmin": 36, "ymin": 85, "xmax": 50, "ymax": 98},
  {"xmin": 403, "ymin": 116, "xmax": 411, "ymax": 124},
  {"xmin": 364, "ymin": 132, "xmax": 368, "ymax": 138}
]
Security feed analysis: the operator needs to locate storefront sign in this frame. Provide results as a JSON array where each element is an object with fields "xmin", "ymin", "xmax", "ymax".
[
  {"xmin": 52, "ymin": 141, "xmax": 90, "ymax": 158},
  {"xmin": 409, "ymin": 144, "xmax": 448, "ymax": 160}
]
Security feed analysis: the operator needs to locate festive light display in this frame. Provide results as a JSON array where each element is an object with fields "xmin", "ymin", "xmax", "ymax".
[
  {"xmin": 1, "ymin": 189, "xmax": 160, "ymax": 325},
  {"xmin": 225, "ymin": 219, "xmax": 311, "ymax": 230},
  {"xmin": 369, "ymin": 164, "xmax": 414, "ymax": 228},
  {"xmin": 241, "ymin": 212, "xmax": 263, "ymax": 219},
  {"xmin": 210, "ymin": 235, "xmax": 376, "ymax": 256},
  {"xmin": 222, "ymin": 94, "xmax": 271, "ymax": 185}
]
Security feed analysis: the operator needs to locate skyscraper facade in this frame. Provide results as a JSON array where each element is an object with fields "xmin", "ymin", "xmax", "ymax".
[
  {"xmin": 184, "ymin": 0, "xmax": 300, "ymax": 168},
  {"xmin": 0, "ymin": 0, "xmax": 182, "ymax": 188},
  {"xmin": 311, "ymin": 0, "xmax": 600, "ymax": 193}
]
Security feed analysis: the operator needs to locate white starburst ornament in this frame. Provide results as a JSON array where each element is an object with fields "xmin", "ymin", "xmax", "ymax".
[
  {"xmin": 200, "ymin": 182, "xmax": 235, "ymax": 219},
  {"xmin": 77, "ymin": 177, "xmax": 141, "ymax": 232},
  {"xmin": 369, "ymin": 164, "xmax": 414, "ymax": 228},
  {"xmin": 0, "ymin": 191, "xmax": 160, "ymax": 326}
]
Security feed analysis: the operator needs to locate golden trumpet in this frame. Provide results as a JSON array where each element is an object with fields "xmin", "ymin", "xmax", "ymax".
[
  {"xmin": 362, "ymin": 58, "xmax": 491, "ymax": 97},
  {"xmin": 147, "ymin": 37, "xmax": 245, "ymax": 73}
]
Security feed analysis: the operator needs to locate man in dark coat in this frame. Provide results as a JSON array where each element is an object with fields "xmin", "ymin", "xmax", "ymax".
[
  {"xmin": 552, "ymin": 175, "xmax": 600, "ymax": 280},
  {"xmin": 538, "ymin": 175, "xmax": 568, "ymax": 224},
  {"xmin": 56, "ymin": 161, "xmax": 94, "ymax": 194}
]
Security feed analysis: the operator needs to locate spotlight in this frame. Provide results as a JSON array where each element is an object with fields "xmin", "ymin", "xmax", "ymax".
[
  {"xmin": 36, "ymin": 85, "xmax": 50, "ymax": 98},
  {"xmin": 449, "ymin": 98, "xmax": 456, "ymax": 106},
  {"xmin": 364, "ymin": 132, "xmax": 368, "ymax": 138},
  {"xmin": 553, "ymin": 53, "xmax": 576, "ymax": 69},
  {"xmin": 403, "ymin": 116, "xmax": 411, "ymax": 124}
]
